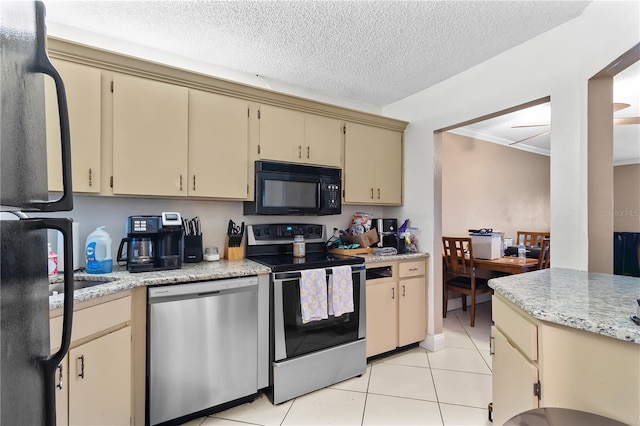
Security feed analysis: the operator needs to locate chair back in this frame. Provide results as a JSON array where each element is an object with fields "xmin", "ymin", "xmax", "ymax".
[
  {"xmin": 442, "ymin": 237, "xmax": 475, "ymax": 278},
  {"xmin": 538, "ymin": 238, "xmax": 551, "ymax": 269},
  {"xmin": 516, "ymin": 231, "xmax": 550, "ymax": 247}
]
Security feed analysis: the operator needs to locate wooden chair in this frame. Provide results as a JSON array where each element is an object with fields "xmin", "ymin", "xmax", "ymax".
[
  {"xmin": 537, "ymin": 238, "xmax": 550, "ymax": 269},
  {"xmin": 516, "ymin": 231, "xmax": 550, "ymax": 247},
  {"xmin": 442, "ymin": 237, "xmax": 491, "ymax": 327}
]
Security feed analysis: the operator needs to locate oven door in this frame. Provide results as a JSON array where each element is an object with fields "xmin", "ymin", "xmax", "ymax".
[{"xmin": 272, "ymin": 265, "xmax": 365, "ymax": 362}]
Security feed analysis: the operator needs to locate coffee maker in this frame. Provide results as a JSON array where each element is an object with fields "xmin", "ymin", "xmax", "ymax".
[
  {"xmin": 117, "ymin": 212, "xmax": 183, "ymax": 273},
  {"xmin": 372, "ymin": 218, "xmax": 404, "ymax": 253}
]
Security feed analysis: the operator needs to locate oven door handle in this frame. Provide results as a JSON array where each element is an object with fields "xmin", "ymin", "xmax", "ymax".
[{"xmin": 273, "ymin": 264, "xmax": 365, "ymax": 281}]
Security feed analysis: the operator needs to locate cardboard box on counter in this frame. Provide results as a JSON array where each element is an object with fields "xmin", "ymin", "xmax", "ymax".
[{"xmin": 340, "ymin": 229, "xmax": 379, "ymax": 248}]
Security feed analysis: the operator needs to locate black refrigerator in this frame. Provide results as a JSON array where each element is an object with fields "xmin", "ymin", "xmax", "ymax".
[
  {"xmin": 1, "ymin": 1, "xmax": 75, "ymax": 425},
  {"xmin": 614, "ymin": 232, "xmax": 640, "ymax": 278}
]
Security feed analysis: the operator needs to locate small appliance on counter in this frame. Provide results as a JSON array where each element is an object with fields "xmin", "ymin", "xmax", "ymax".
[
  {"xmin": 372, "ymin": 218, "xmax": 405, "ymax": 253},
  {"xmin": 117, "ymin": 212, "xmax": 183, "ymax": 272}
]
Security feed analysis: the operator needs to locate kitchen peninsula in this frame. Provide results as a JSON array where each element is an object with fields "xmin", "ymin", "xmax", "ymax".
[{"xmin": 489, "ymin": 268, "xmax": 640, "ymax": 425}]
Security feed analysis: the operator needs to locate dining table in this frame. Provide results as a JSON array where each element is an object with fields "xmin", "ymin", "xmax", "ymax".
[{"xmin": 474, "ymin": 256, "xmax": 539, "ymax": 275}]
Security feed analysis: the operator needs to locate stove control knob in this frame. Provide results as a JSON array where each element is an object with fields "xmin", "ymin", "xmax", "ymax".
[
  {"xmin": 254, "ymin": 229, "xmax": 261, "ymax": 237},
  {"xmin": 307, "ymin": 226, "xmax": 313, "ymax": 235},
  {"xmin": 315, "ymin": 226, "xmax": 322, "ymax": 235},
  {"xmin": 264, "ymin": 228, "xmax": 270, "ymax": 236}
]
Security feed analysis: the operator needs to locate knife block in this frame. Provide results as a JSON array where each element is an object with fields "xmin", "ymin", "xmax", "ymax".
[
  {"xmin": 183, "ymin": 235, "xmax": 203, "ymax": 263},
  {"xmin": 224, "ymin": 236, "xmax": 245, "ymax": 260}
]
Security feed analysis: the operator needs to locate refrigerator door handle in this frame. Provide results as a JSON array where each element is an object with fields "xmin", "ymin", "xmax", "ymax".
[
  {"xmin": 31, "ymin": 1, "xmax": 73, "ymax": 212},
  {"xmin": 39, "ymin": 217, "xmax": 74, "ymax": 426}
]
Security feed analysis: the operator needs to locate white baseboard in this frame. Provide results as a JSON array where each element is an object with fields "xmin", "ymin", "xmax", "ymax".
[
  {"xmin": 445, "ymin": 292, "xmax": 492, "ymax": 311},
  {"xmin": 421, "ymin": 333, "xmax": 445, "ymax": 352}
]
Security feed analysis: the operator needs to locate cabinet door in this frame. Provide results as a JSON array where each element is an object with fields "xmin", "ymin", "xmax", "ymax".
[
  {"xmin": 258, "ymin": 104, "xmax": 304, "ymax": 162},
  {"xmin": 304, "ymin": 114, "xmax": 342, "ymax": 167},
  {"xmin": 54, "ymin": 355, "xmax": 69, "ymax": 426},
  {"xmin": 188, "ymin": 90, "xmax": 249, "ymax": 198},
  {"xmin": 68, "ymin": 326, "xmax": 132, "ymax": 426},
  {"xmin": 373, "ymin": 128, "xmax": 402, "ymax": 204},
  {"xmin": 397, "ymin": 277, "xmax": 426, "ymax": 347},
  {"xmin": 365, "ymin": 281, "xmax": 398, "ymax": 357},
  {"xmin": 343, "ymin": 122, "xmax": 377, "ymax": 203},
  {"xmin": 112, "ymin": 73, "xmax": 188, "ymax": 196},
  {"xmin": 46, "ymin": 59, "xmax": 101, "ymax": 193},
  {"xmin": 492, "ymin": 326, "xmax": 539, "ymax": 425}
]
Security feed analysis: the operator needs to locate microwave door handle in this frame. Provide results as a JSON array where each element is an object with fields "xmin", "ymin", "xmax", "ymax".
[{"xmin": 318, "ymin": 183, "xmax": 322, "ymax": 208}]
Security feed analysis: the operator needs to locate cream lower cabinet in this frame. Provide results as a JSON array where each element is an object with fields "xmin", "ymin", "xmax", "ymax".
[
  {"xmin": 344, "ymin": 122, "xmax": 402, "ymax": 205},
  {"xmin": 51, "ymin": 295, "xmax": 132, "ymax": 426},
  {"xmin": 112, "ymin": 73, "xmax": 188, "ymax": 196},
  {"xmin": 188, "ymin": 89, "xmax": 250, "ymax": 198},
  {"xmin": 366, "ymin": 258, "xmax": 427, "ymax": 357},
  {"xmin": 46, "ymin": 59, "xmax": 101, "ymax": 193},
  {"xmin": 258, "ymin": 104, "xmax": 342, "ymax": 167},
  {"xmin": 492, "ymin": 294, "xmax": 640, "ymax": 425}
]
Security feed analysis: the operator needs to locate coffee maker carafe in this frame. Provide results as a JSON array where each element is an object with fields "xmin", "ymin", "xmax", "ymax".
[{"xmin": 117, "ymin": 212, "xmax": 183, "ymax": 273}]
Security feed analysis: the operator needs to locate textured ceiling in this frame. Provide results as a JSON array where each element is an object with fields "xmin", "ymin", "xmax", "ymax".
[{"xmin": 43, "ymin": 0, "xmax": 591, "ymax": 107}]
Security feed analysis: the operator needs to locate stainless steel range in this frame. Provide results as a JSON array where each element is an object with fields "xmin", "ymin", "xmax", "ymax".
[{"xmin": 246, "ymin": 224, "xmax": 366, "ymax": 404}]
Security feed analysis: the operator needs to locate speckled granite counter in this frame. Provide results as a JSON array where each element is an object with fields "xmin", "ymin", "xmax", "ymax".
[
  {"xmin": 489, "ymin": 268, "xmax": 640, "ymax": 343},
  {"xmin": 49, "ymin": 259, "xmax": 271, "ymax": 310},
  {"xmin": 359, "ymin": 252, "xmax": 429, "ymax": 263}
]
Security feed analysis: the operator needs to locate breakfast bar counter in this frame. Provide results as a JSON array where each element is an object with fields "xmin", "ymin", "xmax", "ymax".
[{"xmin": 488, "ymin": 268, "xmax": 640, "ymax": 425}]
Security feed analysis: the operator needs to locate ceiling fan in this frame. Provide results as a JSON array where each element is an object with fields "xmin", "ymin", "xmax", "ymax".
[{"xmin": 510, "ymin": 102, "xmax": 640, "ymax": 146}]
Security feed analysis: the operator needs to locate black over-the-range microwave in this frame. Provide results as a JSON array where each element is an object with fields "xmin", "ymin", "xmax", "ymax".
[{"xmin": 243, "ymin": 160, "xmax": 342, "ymax": 215}]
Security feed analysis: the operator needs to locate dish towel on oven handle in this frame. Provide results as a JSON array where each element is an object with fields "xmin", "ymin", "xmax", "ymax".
[
  {"xmin": 328, "ymin": 265, "xmax": 354, "ymax": 317},
  {"xmin": 299, "ymin": 268, "xmax": 328, "ymax": 323}
]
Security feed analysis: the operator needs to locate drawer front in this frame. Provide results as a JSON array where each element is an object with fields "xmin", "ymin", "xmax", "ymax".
[
  {"xmin": 50, "ymin": 295, "xmax": 132, "ymax": 351},
  {"xmin": 399, "ymin": 260, "xmax": 425, "ymax": 278},
  {"xmin": 492, "ymin": 295, "xmax": 538, "ymax": 361}
]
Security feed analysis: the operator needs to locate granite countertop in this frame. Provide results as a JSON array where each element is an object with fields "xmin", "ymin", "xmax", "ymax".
[
  {"xmin": 489, "ymin": 268, "xmax": 640, "ymax": 344},
  {"xmin": 49, "ymin": 251, "xmax": 430, "ymax": 310},
  {"xmin": 360, "ymin": 252, "xmax": 430, "ymax": 263},
  {"xmin": 49, "ymin": 259, "xmax": 272, "ymax": 310}
]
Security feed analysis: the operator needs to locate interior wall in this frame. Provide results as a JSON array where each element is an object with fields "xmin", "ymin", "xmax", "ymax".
[
  {"xmin": 442, "ymin": 132, "xmax": 550, "ymax": 241},
  {"xmin": 614, "ymin": 164, "xmax": 640, "ymax": 232},
  {"xmin": 384, "ymin": 1, "xmax": 639, "ymax": 348},
  {"xmin": 42, "ymin": 196, "xmax": 383, "ymax": 265}
]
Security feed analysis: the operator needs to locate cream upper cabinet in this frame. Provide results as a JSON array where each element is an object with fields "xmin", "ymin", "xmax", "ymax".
[
  {"xmin": 188, "ymin": 90, "xmax": 250, "ymax": 199},
  {"xmin": 258, "ymin": 104, "xmax": 342, "ymax": 167},
  {"xmin": 344, "ymin": 122, "xmax": 402, "ymax": 205},
  {"xmin": 303, "ymin": 114, "xmax": 342, "ymax": 167},
  {"xmin": 112, "ymin": 73, "xmax": 188, "ymax": 196},
  {"xmin": 46, "ymin": 59, "xmax": 101, "ymax": 193}
]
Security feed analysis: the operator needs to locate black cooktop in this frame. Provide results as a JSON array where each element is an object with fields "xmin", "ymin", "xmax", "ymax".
[{"xmin": 248, "ymin": 252, "xmax": 364, "ymax": 273}]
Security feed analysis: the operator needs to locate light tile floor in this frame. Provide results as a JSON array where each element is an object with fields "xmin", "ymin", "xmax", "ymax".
[{"xmin": 185, "ymin": 302, "xmax": 493, "ymax": 426}]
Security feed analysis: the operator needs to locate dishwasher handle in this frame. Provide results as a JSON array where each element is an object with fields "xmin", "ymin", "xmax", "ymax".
[{"xmin": 148, "ymin": 276, "xmax": 258, "ymax": 302}]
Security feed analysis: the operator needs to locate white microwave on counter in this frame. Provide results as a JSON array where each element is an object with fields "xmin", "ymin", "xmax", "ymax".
[{"xmin": 243, "ymin": 161, "xmax": 342, "ymax": 216}]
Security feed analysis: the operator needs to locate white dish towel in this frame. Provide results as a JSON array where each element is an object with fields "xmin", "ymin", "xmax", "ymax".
[
  {"xmin": 299, "ymin": 268, "xmax": 328, "ymax": 323},
  {"xmin": 328, "ymin": 265, "xmax": 354, "ymax": 317}
]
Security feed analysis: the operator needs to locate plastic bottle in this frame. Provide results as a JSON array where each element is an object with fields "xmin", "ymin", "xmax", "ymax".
[
  {"xmin": 293, "ymin": 235, "xmax": 305, "ymax": 258},
  {"xmin": 85, "ymin": 226, "xmax": 113, "ymax": 274},
  {"xmin": 518, "ymin": 244, "xmax": 526, "ymax": 263},
  {"xmin": 47, "ymin": 243, "xmax": 58, "ymax": 277}
]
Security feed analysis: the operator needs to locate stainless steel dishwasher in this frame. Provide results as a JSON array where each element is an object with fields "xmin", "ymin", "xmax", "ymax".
[{"xmin": 147, "ymin": 276, "xmax": 259, "ymax": 425}]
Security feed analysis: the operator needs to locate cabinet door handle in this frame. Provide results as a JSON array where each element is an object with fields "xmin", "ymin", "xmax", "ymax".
[
  {"xmin": 193, "ymin": 175, "xmax": 196, "ymax": 191},
  {"xmin": 490, "ymin": 336, "xmax": 495, "ymax": 356},
  {"xmin": 77, "ymin": 355, "xmax": 85, "ymax": 379},
  {"xmin": 298, "ymin": 145, "xmax": 302, "ymax": 158},
  {"xmin": 377, "ymin": 188, "xmax": 381, "ymax": 199},
  {"xmin": 179, "ymin": 174, "xmax": 183, "ymax": 191},
  {"xmin": 409, "ymin": 268, "xmax": 418, "ymax": 271},
  {"xmin": 370, "ymin": 188, "xmax": 374, "ymax": 199},
  {"xmin": 402, "ymin": 285, "xmax": 406, "ymax": 297},
  {"xmin": 391, "ymin": 287, "xmax": 395, "ymax": 300},
  {"xmin": 56, "ymin": 364, "xmax": 64, "ymax": 390},
  {"xmin": 307, "ymin": 146, "xmax": 310, "ymax": 159},
  {"xmin": 88, "ymin": 168, "xmax": 92, "ymax": 187}
]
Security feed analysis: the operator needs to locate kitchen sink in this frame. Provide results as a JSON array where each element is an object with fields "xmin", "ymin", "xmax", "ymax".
[{"xmin": 48, "ymin": 279, "xmax": 115, "ymax": 296}]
